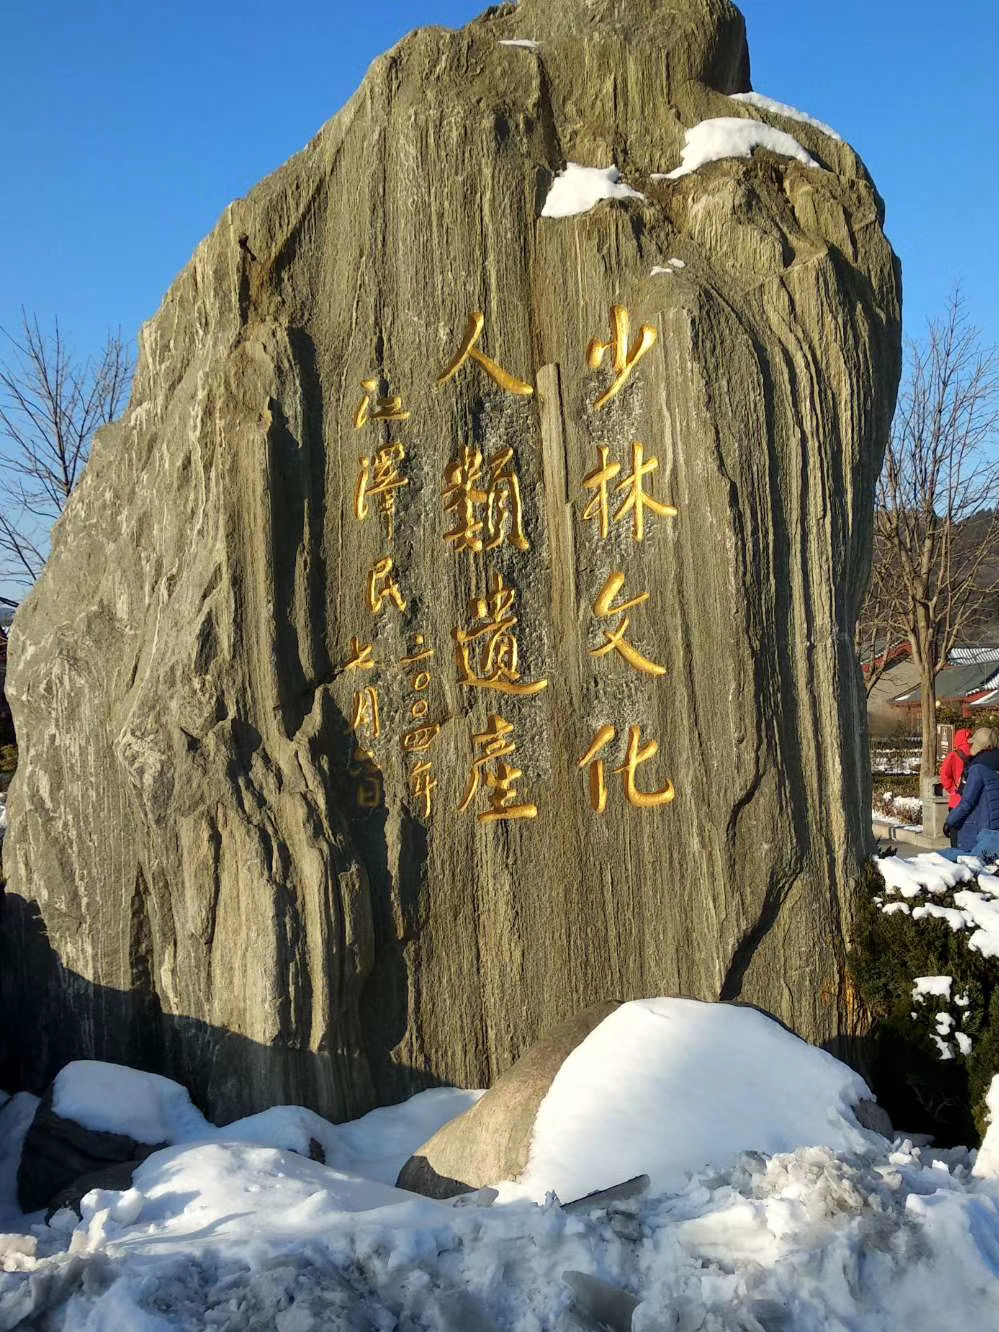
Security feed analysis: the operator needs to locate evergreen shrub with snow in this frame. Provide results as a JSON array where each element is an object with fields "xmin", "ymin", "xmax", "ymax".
[{"xmin": 851, "ymin": 857, "xmax": 999, "ymax": 1144}]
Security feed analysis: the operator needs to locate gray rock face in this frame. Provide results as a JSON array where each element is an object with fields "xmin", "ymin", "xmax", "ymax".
[{"xmin": 0, "ymin": 0, "xmax": 900, "ymax": 1121}]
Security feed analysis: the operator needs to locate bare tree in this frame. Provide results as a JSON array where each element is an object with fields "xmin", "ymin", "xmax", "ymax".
[
  {"xmin": 866, "ymin": 289, "xmax": 999, "ymax": 778},
  {"xmin": 856, "ymin": 537, "xmax": 907, "ymax": 699},
  {"xmin": 0, "ymin": 313, "xmax": 132, "ymax": 608}
]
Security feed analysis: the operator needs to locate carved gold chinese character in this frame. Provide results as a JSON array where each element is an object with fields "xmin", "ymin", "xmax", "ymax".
[
  {"xmin": 367, "ymin": 556, "xmax": 407, "ymax": 615},
  {"xmin": 401, "ymin": 635, "xmax": 434, "ymax": 666},
  {"xmin": 591, "ymin": 572, "xmax": 666, "ymax": 676},
  {"xmin": 581, "ymin": 446, "xmax": 619, "ymax": 539},
  {"xmin": 403, "ymin": 723, "xmax": 441, "ymax": 753},
  {"xmin": 578, "ymin": 724, "xmax": 675, "ymax": 812},
  {"xmin": 453, "ymin": 570, "xmax": 548, "ymax": 696},
  {"xmin": 438, "ymin": 312, "xmax": 534, "ymax": 397},
  {"xmin": 354, "ymin": 377, "xmax": 411, "ymax": 429},
  {"xmin": 459, "ymin": 713, "xmax": 537, "ymax": 823},
  {"xmin": 443, "ymin": 445, "xmax": 530, "ymax": 553},
  {"xmin": 586, "ymin": 305, "xmax": 657, "ymax": 409},
  {"xmin": 484, "ymin": 447, "xmax": 529, "ymax": 551},
  {"xmin": 351, "ymin": 686, "xmax": 381, "ymax": 739},
  {"xmin": 355, "ymin": 443, "xmax": 409, "ymax": 540},
  {"xmin": 409, "ymin": 760, "xmax": 436, "ymax": 818},
  {"xmin": 348, "ymin": 743, "xmax": 383, "ymax": 810},
  {"xmin": 344, "ymin": 636, "xmax": 375, "ymax": 671},
  {"xmin": 582, "ymin": 442, "xmax": 677, "ymax": 542},
  {"xmin": 443, "ymin": 445, "xmax": 488, "ymax": 552}
]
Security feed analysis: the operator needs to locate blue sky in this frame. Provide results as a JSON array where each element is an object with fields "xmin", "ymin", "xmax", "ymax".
[
  {"xmin": 1, "ymin": 0, "xmax": 997, "ymax": 600},
  {"xmin": 2, "ymin": 0, "xmax": 996, "ymax": 360}
]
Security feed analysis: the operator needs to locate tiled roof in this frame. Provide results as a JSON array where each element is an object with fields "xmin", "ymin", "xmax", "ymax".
[{"xmin": 891, "ymin": 661, "xmax": 999, "ymax": 705}]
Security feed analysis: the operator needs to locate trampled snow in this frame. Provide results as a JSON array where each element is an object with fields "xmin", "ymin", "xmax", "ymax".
[
  {"xmin": 541, "ymin": 163, "xmax": 645, "ymax": 218},
  {"xmin": 2, "ymin": 1016, "xmax": 999, "ymax": 1328},
  {"xmin": 729, "ymin": 90, "xmax": 842, "ymax": 140},
  {"xmin": 656, "ymin": 117, "xmax": 820, "ymax": 180}
]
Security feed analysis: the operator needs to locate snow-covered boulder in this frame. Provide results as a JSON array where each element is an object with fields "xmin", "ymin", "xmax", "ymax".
[
  {"xmin": 16, "ymin": 1060, "xmax": 357, "ymax": 1215},
  {"xmin": 398, "ymin": 1002, "xmax": 620, "ymax": 1197},
  {"xmin": 973, "ymin": 1075, "xmax": 999, "ymax": 1179},
  {"xmin": 18, "ymin": 1062, "xmax": 209, "ymax": 1214},
  {"xmin": 14, "ymin": 1060, "xmax": 367, "ymax": 1220},
  {"xmin": 398, "ymin": 999, "xmax": 891, "ymax": 1202}
]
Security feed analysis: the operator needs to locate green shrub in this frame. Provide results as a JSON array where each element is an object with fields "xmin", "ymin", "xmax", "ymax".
[
  {"xmin": 0, "ymin": 744, "xmax": 16, "ymax": 775},
  {"xmin": 850, "ymin": 858, "xmax": 999, "ymax": 1143},
  {"xmin": 871, "ymin": 774, "xmax": 920, "ymax": 800}
]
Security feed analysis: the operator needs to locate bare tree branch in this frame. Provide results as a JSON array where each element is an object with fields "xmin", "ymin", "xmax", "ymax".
[
  {"xmin": 859, "ymin": 288, "xmax": 999, "ymax": 777},
  {"xmin": 0, "ymin": 313, "xmax": 132, "ymax": 603}
]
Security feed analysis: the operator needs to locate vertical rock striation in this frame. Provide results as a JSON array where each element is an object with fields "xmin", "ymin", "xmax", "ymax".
[{"xmin": 1, "ymin": 0, "xmax": 900, "ymax": 1120}]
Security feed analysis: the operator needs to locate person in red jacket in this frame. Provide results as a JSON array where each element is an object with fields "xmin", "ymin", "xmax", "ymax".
[{"xmin": 941, "ymin": 727, "xmax": 973, "ymax": 845}]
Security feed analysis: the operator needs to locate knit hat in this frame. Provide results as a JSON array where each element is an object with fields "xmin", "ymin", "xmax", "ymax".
[{"xmin": 970, "ymin": 727, "xmax": 998, "ymax": 755}]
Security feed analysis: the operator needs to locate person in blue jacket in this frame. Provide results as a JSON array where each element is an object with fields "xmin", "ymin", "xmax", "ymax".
[{"xmin": 943, "ymin": 726, "xmax": 999, "ymax": 859}]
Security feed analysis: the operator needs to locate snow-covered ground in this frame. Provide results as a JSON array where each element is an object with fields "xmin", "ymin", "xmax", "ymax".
[
  {"xmin": 2, "ymin": 999, "xmax": 999, "ymax": 1329},
  {"xmin": 871, "ymin": 751, "xmax": 921, "ymax": 775},
  {"xmin": 872, "ymin": 790, "xmax": 924, "ymax": 831}
]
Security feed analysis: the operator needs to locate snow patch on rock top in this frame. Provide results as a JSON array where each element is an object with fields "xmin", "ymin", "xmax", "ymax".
[
  {"xmin": 651, "ymin": 257, "xmax": 687, "ymax": 276},
  {"xmin": 498, "ymin": 38, "xmax": 539, "ymax": 49},
  {"xmin": 52, "ymin": 1062, "xmax": 210, "ymax": 1145},
  {"xmin": 729, "ymin": 90, "xmax": 841, "ymax": 141},
  {"xmin": 656, "ymin": 118, "xmax": 820, "ymax": 181},
  {"xmin": 509, "ymin": 997, "xmax": 879, "ymax": 1203},
  {"xmin": 541, "ymin": 163, "xmax": 645, "ymax": 218}
]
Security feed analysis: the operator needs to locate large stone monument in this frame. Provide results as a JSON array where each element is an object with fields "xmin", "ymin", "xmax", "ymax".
[{"xmin": 0, "ymin": 0, "xmax": 900, "ymax": 1121}]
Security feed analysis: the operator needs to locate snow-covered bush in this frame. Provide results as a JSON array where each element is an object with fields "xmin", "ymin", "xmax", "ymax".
[{"xmin": 851, "ymin": 856, "xmax": 999, "ymax": 1142}]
